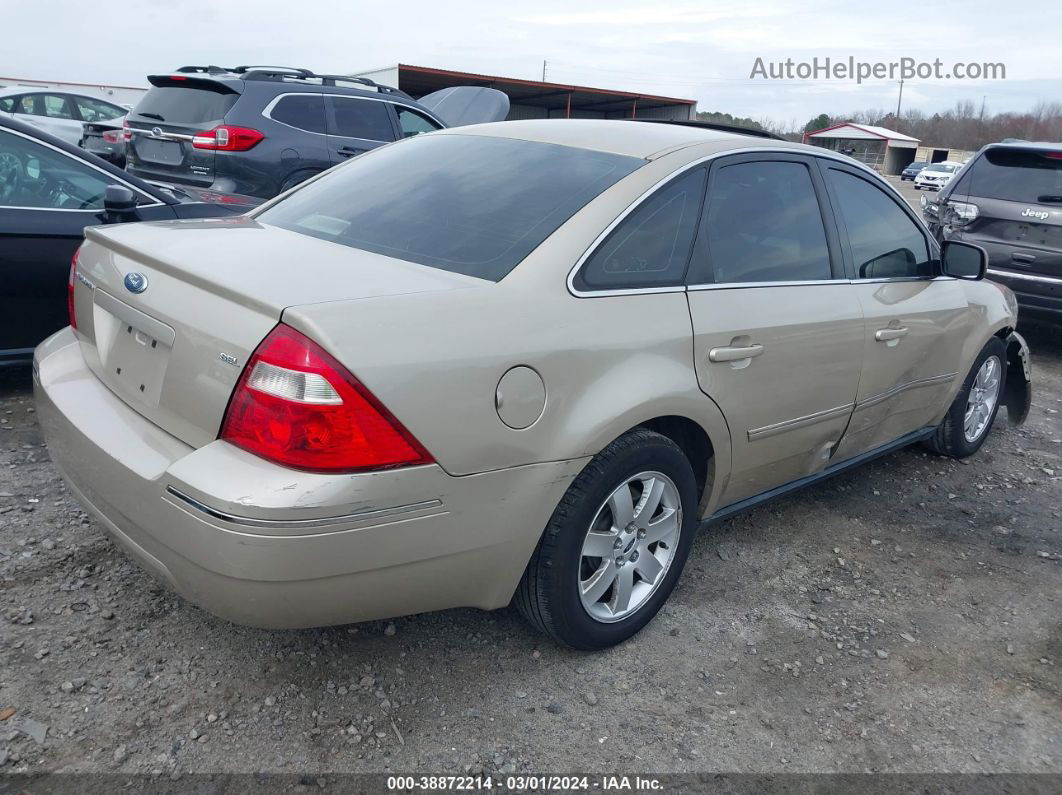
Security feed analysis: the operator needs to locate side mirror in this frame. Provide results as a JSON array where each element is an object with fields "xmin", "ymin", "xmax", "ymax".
[
  {"xmin": 103, "ymin": 184, "xmax": 138, "ymax": 221},
  {"xmin": 940, "ymin": 240, "xmax": 986, "ymax": 280}
]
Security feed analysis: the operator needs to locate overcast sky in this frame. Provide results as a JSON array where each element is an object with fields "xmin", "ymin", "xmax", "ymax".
[{"xmin": 3, "ymin": 0, "xmax": 1059, "ymax": 127}]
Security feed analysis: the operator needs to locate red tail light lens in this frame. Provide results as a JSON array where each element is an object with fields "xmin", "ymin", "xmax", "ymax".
[
  {"xmin": 101, "ymin": 129, "xmax": 123, "ymax": 144},
  {"xmin": 191, "ymin": 125, "xmax": 264, "ymax": 151},
  {"xmin": 121, "ymin": 119, "xmax": 132, "ymax": 142},
  {"xmin": 219, "ymin": 324, "xmax": 432, "ymax": 473},
  {"xmin": 67, "ymin": 249, "xmax": 79, "ymax": 330}
]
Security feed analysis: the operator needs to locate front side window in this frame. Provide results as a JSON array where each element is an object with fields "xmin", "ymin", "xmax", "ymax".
[
  {"xmin": 329, "ymin": 97, "xmax": 394, "ymax": 141},
  {"xmin": 258, "ymin": 134, "xmax": 641, "ymax": 281},
  {"xmin": 270, "ymin": 94, "xmax": 327, "ymax": 134},
  {"xmin": 0, "ymin": 128, "xmax": 116, "ymax": 209},
  {"xmin": 701, "ymin": 160, "xmax": 832, "ymax": 284},
  {"xmin": 827, "ymin": 168, "xmax": 931, "ymax": 279},
  {"xmin": 575, "ymin": 167, "xmax": 705, "ymax": 291},
  {"xmin": 74, "ymin": 96, "xmax": 125, "ymax": 122},
  {"xmin": 0, "ymin": 95, "xmax": 18, "ymax": 113},
  {"xmin": 16, "ymin": 94, "xmax": 43, "ymax": 115},
  {"xmin": 396, "ymin": 107, "xmax": 441, "ymax": 138}
]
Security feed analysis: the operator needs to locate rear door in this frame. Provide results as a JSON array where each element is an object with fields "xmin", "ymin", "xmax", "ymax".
[
  {"xmin": 11, "ymin": 93, "xmax": 83, "ymax": 146},
  {"xmin": 819, "ymin": 160, "xmax": 971, "ymax": 459},
  {"xmin": 324, "ymin": 95, "xmax": 396, "ymax": 164},
  {"xmin": 125, "ymin": 77, "xmax": 240, "ymax": 187},
  {"xmin": 946, "ymin": 147, "xmax": 1062, "ymax": 310},
  {"xmin": 686, "ymin": 153, "xmax": 863, "ymax": 505}
]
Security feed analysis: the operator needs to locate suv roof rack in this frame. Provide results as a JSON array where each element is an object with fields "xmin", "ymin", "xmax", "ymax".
[
  {"xmin": 172, "ymin": 64, "xmax": 414, "ymax": 100},
  {"xmin": 633, "ymin": 118, "xmax": 786, "ymax": 141}
]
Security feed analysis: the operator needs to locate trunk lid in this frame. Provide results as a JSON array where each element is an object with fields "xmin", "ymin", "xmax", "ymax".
[
  {"xmin": 72, "ymin": 218, "xmax": 480, "ymax": 448},
  {"xmin": 125, "ymin": 76, "xmax": 240, "ymax": 187}
]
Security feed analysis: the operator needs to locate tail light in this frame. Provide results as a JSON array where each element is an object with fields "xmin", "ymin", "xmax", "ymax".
[
  {"xmin": 191, "ymin": 125, "xmax": 264, "ymax": 151},
  {"xmin": 219, "ymin": 324, "xmax": 432, "ymax": 473},
  {"xmin": 121, "ymin": 119, "xmax": 132, "ymax": 142},
  {"xmin": 67, "ymin": 249, "xmax": 79, "ymax": 330},
  {"xmin": 102, "ymin": 129, "xmax": 123, "ymax": 144},
  {"xmin": 944, "ymin": 200, "xmax": 979, "ymax": 226}
]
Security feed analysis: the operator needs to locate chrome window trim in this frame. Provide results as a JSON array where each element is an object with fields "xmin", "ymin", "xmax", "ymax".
[
  {"xmin": 987, "ymin": 268, "xmax": 1062, "ymax": 285},
  {"xmin": 567, "ymin": 146, "xmax": 920, "ymax": 299},
  {"xmin": 260, "ymin": 91, "xmax": 444, "ymax": 137},
  {"xmin": 0, "ymin": 126, "xmax": 164, "ymax": 210}
]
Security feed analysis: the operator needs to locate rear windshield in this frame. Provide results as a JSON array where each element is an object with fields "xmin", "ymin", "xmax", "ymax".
[
  {"xmin": 131, "ymin": 85, "xmax": 237, "ymax": 125},
  {"xmin": 956, "ymin": 148, "xmax": 1062, "ymax": 203},
  {"xmin": 257, "ymin": 134, "xmax": 643, "ymax": 281}
]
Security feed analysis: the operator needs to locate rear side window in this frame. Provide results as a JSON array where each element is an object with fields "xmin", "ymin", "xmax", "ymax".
[
  {"xmin": 954, "ymin": 148, "xmax": 1062, "ymax": 203},
  {"xmin": 329, "ymin": 97, "xmax": 394, "ymax": 141},
  {"xmin": 75, "ymin": 96, "xmax": 125, "ymax": 122},
  {"xmin": 258, "ymin": 134, "xmax": 641, "ymax": 281},
  {"xmin": 0, "ymin": 96, "xmax": 16, "ymax": 112},
  {"xmin": 701, "ymin": 160, "xmax": 831, "ymax": 284},
  {"xmin": 270, "ymin": 94, "xmax": 327, "ymax": 134},
  {"xmin": 132, "ymin": 85, "xmax": 237, "ymax": 124},
  {"xmin": 827, "ymin": 168, "xmax": 931, "ymax": 279},
  {"xmin": 397, "ymin": 107, "xmax": 441, "ymax": 138},
  {"xmin": 575, "ymin": 167, "xmax": 705, "ymax": 291}
]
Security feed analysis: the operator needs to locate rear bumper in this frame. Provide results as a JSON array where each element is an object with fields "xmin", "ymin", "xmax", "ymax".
[{"xmin": 34, "ymin": 328, "xmax": 586, "ymax": 628}]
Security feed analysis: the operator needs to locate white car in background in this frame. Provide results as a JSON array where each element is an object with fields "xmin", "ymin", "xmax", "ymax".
[
  {"xmin": 913, "ymin": 160, "xmax": 964, "ymax": 191},
  {"xmin": 0, "ymin": 87, "xmax": 126, "ymax": 147}
]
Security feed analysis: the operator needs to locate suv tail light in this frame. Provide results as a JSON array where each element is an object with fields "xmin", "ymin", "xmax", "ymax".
[
  {"xmin": 944, "ymin": 200, "xmax": 979, "ymax": 226},
  {"xmin": 121, "ymin": 119, "xmax": 132, "ymax": 142},
  {"xmin": 67, "ymin": 249, "xmax": 79, "ymax": 330},
  {"xmin": 219, "ymin": 324, "xmax": 432, "ymax": 473},
  {"xmin": 191, "ymin": 125, "xmax": 264, "ymax": 151}
]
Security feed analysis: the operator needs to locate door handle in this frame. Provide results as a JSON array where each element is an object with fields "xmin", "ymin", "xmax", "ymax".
[
  {"xmin": 336, "ymin": 147, "xmax": 364, "ymax": 158},
  {"xmin": 874, "ymin": 327, "xmax": 909, "ymax": 342},
  {"xmin": 709, "ymin": 343, "xmax": 764, "ymax": 363}
]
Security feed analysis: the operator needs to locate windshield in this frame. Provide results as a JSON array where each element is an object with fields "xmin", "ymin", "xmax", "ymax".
[
  {"xmin": 928, "ymin": 163, "xmax": 959, "ymax": 173},
  {"xmin": 258, "ymin": 134, "xmax": 643, "ymax": 281},
  {"xmin": 957, "ymin": 148, "xmax": 1062, "ymax": 203}
]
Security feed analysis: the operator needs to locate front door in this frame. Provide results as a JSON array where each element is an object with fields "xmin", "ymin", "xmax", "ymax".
[
  {"xmin": 686, "ymin": 154, "xmax": 864, "ymax": 505},
  {"xmin": 818, "ymin": 161, "xmax": 972, "ymax": 459}
]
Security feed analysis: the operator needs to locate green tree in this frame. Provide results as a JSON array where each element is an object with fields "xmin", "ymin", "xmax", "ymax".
[{"xmin": 804, "ymin": 113, "xmax": 830, "ymax": 133}]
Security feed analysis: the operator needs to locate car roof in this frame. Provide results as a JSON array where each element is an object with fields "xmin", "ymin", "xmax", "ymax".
[
  {"xmin": 0, "ymin": 86, "xmax": 111, "ymax": 100},
  {"xmin": 0, "ymin": 114, "xmax": 171, "ymax": 203},
  {"xmin": 433, "ymin": 118, "xmax": 809, "ymax": 160},
  {"xmin": 984, "ymin": 140, "xmax": 1062, "ymax": 152}
]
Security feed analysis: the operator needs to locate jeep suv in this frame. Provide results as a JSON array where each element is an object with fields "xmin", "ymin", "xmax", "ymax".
[
  {"xmin": 923, "ymin": 141, "xmax": 1062, "ymax": 323},
  {"xmin": 124, "ymin": 65, "xmax": 509, "ymax": 200}
]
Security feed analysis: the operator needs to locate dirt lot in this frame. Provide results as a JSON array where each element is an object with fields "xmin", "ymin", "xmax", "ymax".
[{"xmin": 1, "ymin": 307, "xmax": 1060, "ymax": 773}]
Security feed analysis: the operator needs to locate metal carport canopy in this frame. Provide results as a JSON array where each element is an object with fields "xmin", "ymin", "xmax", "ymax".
[{"xmin": 393, "ymin": 64, "xmax": 696, "ymax": 117}]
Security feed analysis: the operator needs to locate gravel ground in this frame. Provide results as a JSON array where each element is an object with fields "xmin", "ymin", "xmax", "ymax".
[{"xmin": 1, "ymin": 320, "xmax": 1059, "ymax": 774}]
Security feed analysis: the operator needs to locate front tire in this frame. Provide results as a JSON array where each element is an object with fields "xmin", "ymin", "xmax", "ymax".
[
  {"xmin": 924, "ymin": 337, "xmax": 1007, "ymax": 458},
  {"xmin": 515, "ymin": 428, "xmax": 698, "ymax": 650}
]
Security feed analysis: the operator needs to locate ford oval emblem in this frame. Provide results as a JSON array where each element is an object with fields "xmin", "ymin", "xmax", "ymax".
[{"xmin": 124, "ymin": 272, "xmax": 148, "ymax": 294}]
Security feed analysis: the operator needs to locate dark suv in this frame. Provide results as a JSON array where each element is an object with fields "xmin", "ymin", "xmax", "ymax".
[
  {"xmin": 124, "ymin": 66, "xmax": 508, "ymax": 200},
  {"xmin": 923, "ymin": 141, "xmax": 1062, "ymax": 323}
]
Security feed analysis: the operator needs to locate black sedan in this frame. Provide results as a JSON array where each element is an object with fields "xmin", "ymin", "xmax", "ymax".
[
  {"xmin": 900, "ymin": 161, "xmax": 930, "ymax": 181},
  {"xmin": 0, "ymin": 116, "xmax": 258, "ymax": 366}
]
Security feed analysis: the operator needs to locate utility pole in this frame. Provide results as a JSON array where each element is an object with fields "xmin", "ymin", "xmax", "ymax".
[
  {"xmin": 979, "ymin": 95, "xmax": 986, "ymax": 122},
  {"xmin": 895, "ymin": 78, "xmax": 904, "ymax": 119},
  {"xmin": 542, "ymin": 60, "xmax": 547, "ymax": 82}
]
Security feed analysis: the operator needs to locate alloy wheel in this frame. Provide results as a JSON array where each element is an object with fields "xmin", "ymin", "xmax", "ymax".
[
  {"xmin": 964, "ymin": 355, "xmax": 1002, "ymax": 443},
  {"xmin": 578, "ymin": 471, "xmax": 682, "ymax": 623}
]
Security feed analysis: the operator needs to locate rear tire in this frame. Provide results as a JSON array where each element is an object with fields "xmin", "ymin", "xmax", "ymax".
[
  {"xmin": 924, "ymin": 337, "xmax": 1007, "ymax": 458},
  {"xmin": 515, "ymin": 428, "xmax": 698, "ymax": 650}
]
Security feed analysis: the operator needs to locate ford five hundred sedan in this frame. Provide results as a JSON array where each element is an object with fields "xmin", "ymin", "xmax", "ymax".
[{"xmin": 34, "ymin": 120, "xmax": 1032, "ymax": 649}]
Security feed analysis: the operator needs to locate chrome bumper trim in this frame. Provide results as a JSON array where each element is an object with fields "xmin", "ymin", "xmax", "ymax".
[{"xmin": 166, "ymin": 486, "xmax": 443, "ymax": 529}]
